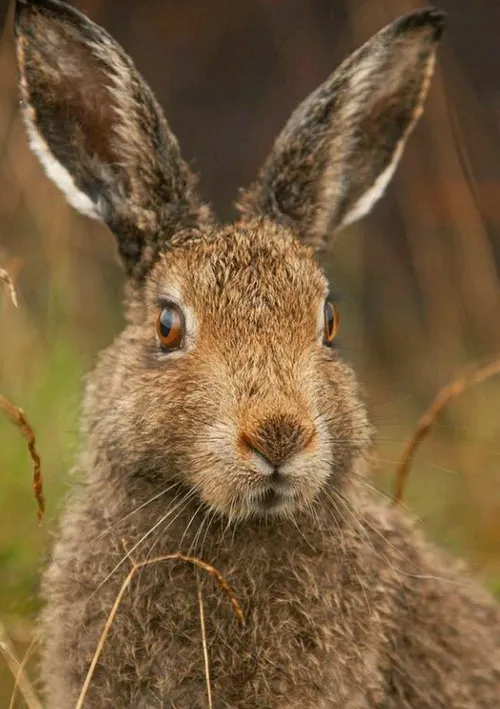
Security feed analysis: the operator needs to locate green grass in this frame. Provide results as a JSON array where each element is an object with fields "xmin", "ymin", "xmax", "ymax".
[
  {"xmin": 0, "ymin": 340, "xmax": 84, "ymax": 612},
  {"xmin": 0, "ymin": 338, "xmax": 87, "ymax": 706}
]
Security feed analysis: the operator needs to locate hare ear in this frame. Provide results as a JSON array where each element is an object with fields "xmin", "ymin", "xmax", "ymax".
[
  {"xmin": 15, "ymin": 0, "xmax": 212, "ymax": 278},
  {"xmin": 238, "ymin": 9, "xmax": 444, "ymax": 247}
]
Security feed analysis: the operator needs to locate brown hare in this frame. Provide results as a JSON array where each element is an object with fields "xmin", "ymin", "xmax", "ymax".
[{"xmin": 14, "ymin": 0, "xmax": 500, "ymax": 707}]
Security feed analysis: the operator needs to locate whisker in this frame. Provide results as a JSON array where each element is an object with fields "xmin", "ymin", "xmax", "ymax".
[
  {"xmin": 350, "ymin": 472, "xmax": 423, "ymax": 524},
  {"xmin": 187, "ymin": 508, "xmax": 211, "ymax": 558},
  {"xmin": 178, "ymin": 501, "xmax": 206, "ymax": 552},
  {"xmin": 376, "ymin": 455, "xmax": 461, "ymax": 477},
  {"xmin": 324, "ymin": 487, "xmax": 471, "ymax": 588},
  {"xmin": 323, "ymin": 488, "xmax": 411, "ymax": 608},
  {"xmin": 91, "ymin": 480, "xmax": 181, "ymax": 543},
  {"xmin": 88, "ymin": 488, "xmax": 197, "ymax": 600},
  {"xmin": 133, "ymin": 490, "xmax": 200, "ymax": 594}
]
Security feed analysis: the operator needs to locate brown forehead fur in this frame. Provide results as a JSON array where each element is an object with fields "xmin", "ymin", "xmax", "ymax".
[{"xmin": 148, "ymin": 219, "xmax": 327, "ymax": 328}]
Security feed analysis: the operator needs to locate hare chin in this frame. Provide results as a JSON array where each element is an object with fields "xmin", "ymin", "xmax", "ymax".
[{"xmin": 229, "ymin": 482, "xmax": 313, "ymax": 520}]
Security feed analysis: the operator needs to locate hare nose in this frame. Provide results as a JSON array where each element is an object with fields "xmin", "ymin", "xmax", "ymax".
[{"xmin": 240, "ymin": 414, "xmax": 315, "ymax": 469}]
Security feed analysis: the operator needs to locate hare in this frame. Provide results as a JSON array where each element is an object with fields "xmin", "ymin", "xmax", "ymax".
[{"xmin": 14, "ymin": 0, "xmax": 500, "ymax": 707}]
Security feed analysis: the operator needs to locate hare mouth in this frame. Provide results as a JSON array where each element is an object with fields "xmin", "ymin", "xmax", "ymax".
[{"xmin": 249, "ymin": 482, "xmax": 296, "ymax": 514}]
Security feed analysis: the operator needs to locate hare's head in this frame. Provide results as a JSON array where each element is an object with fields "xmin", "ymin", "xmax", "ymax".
[{"xmin": 15, "ymin": 0, "xmax": 444, "ymax": 519}]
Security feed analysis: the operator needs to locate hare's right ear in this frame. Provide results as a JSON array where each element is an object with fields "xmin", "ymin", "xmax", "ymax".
[
  {"xmin": 15, "ymin": 0, "xmax": 212, "ymax": 278},
  {"xmin": 238, "ymin": 9, "xmax": 444, "ymax": 248}
]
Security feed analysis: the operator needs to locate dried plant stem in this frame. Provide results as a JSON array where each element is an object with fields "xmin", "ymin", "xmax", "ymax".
[
  {"xmin": 75, "ymin": 565, "xmax": 135, "ymax": 709},
  {"xmin": 0, "ymin": 395, "xmax": 45, "ymax": 524},
  {"xmin": 0, "ymin": 623, "xmax": 42, "ymax": 709},
  {"xmin": 393, "ymin": 358, "xmax": 500, "ymax": 503},
  {"xmin": 197, "ymin": 576, "xmax": 213, "ymax": 709},
  {"xmin": 75, "ymin": 553, "xmax": 243, "ymax": 709},
  {"xmin": 9, "ymin": 635, "xmax": 38, "ymax": 709},
  {"xmin": 0, "ymin": 267, "xmax": 19, "ymax": 308}
]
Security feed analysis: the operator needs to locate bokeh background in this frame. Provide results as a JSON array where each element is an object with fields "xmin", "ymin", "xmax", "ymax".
[{"xmin": 1, "ymin": 0, "xmax": 500, "ymax": 703}]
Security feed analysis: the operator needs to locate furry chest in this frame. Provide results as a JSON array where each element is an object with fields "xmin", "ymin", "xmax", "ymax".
[{"xmin": 90, "ymin": 561, "xmax": 385, "ymax": 708}]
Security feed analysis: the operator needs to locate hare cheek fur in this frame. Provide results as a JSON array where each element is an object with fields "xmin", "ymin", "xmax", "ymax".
[{"xmin": 14, "ymin": 1, "xmax": 500, "ymax": 707}]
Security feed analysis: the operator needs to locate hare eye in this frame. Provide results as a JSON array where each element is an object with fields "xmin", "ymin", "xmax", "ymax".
[
  {"xmin": 323, "ymin": 301, "xmax": 339, "ymax": 345},
  {"xmin": 156, "ymin": 306, "xmax": 184, "ymax": 351}
]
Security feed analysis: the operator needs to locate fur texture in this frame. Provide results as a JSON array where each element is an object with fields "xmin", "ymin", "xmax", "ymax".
[{"xmin": 13, "ymin": 1, "xmax": 500, "ymax": 707}]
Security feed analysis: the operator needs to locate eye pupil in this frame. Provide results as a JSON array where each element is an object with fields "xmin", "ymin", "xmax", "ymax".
[
  {"xmin": 159, "ymin": 309, "xmax": 173, "ymax": 339},
  {"xmin": 323, "ymin": 301, "xmax": 339, "ymax": 344},
  {"xmin": 156, "ymin": 306, "xmax": 184, "ymax": 351}
]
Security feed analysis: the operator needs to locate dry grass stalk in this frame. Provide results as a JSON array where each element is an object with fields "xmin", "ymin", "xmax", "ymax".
[
  {"xmin": 8, "ymin": 635, "xmax": 39, "ymax": 709},
  {"xmin": 0, "ymin": 623, "xmax": 42, "ymax": 709},
  {"xmin": 0, "ymin": 267, "xmax": 19, "ymax": 308},
  {"xmin": 393, "ymin": 358, "xmax": 500, "ymax": 503},
  {"xmin": 0, "ymin": 395, "xmax": 45, "ymax": 524},
  {"xmin": 197, "ymin": 576, "xmax": 213, "ymax": 709},
  {"xmin": 75, "ymin": 553, "xmax": 244, "ymax": 709}
]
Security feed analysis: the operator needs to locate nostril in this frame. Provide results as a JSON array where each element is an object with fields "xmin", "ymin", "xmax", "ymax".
[
  {"xmin": 239, "ymin": 433, "xmax": 273, "ymax": 467},
  {"xmin": 248, "ymin": 443, "xmax": 279, "ymax": 472},
  {"xmin": 239, "ymin": 416, "xmax": 315, "ymax": 469}
]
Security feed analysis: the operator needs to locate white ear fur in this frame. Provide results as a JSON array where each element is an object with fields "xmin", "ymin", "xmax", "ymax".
[
  {"xmin": 22, "ymin": 111, "xmax": 101, "ymax": 220},
  {"xmin": 315, "ymin": 52, "xmax": 437, "ymax": 235},
  {"xmin": 340, "ymin": 161, "xmax": 398, "ymax": 228}
]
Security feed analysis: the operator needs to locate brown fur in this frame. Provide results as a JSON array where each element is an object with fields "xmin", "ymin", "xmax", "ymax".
[{"xmin": 13, "ymin": 1, "xmax": 500, "ymax": 707}]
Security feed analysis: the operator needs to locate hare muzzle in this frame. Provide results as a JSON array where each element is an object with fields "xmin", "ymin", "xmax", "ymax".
[{"xmin": 238, "ymin": 410, "xmax": 317, "ymax": 513}]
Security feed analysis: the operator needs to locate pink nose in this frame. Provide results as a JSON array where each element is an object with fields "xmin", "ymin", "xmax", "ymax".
[{"xmin": 240, "ymin": 413, "xmax": 315, "ymax": 469}]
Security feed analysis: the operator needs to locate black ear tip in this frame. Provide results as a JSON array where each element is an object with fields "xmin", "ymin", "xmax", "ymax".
[
  {"xmin": 14, "ymin": 0, "xmax": 42, "ymax": 37},
  {"xmin": 394, "ymin": 7, "xmax": 446, "ymax": 41},
  {"xmin": 15, "ymin": 0, "xmax": 45, "ymax": 12},
  {"xmin": 15, "ymin": 0, "xmax": 95, "ymax": 38},
  {"xmin": 15, "ymin": 0, "xmax": 72, "ymax": 20},
  {"xmin": 15, "ymin": 0, "xmax": 44, "ymax": 24},
  {"xmin": 16, "ymin": 0, "xmax": 67, "ymax": 6}
]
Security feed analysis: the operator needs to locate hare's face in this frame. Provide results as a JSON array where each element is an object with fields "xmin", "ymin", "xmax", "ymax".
[
  {"xmin": 15, "ymin": 1, "xmax": 443, "ymax": 517},
  {"xmin": 109, "ymin": 221, "xmax": 369, "ymax": 519}
]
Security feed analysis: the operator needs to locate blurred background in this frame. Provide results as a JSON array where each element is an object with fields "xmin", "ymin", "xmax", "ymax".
[{"xmin": 1, "ymin": 0, "xmax": 500, "ymax": 703}]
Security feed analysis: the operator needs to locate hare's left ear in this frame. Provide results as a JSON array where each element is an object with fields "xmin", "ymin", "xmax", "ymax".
[
  {"xmin": 238, "ymin": 9, "xmax": 444, "ymax": 247},
  {"xmin": 15, "ymin": 0, "xmax": 212, "ymax": 278}
]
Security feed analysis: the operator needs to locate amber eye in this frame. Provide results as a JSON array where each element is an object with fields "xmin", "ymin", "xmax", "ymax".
[
  {"xmin": 323, "ymin": 301, "xmax": 339, "ymax": 345},
  {"xmin": 156, "ymin": 306, "xmax": 184, "ymax": 351}
]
